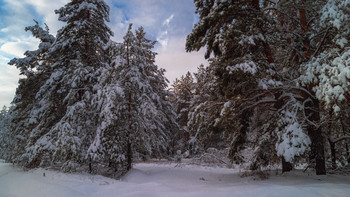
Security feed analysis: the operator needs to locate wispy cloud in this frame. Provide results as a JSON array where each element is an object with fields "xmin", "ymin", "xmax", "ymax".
[
  {"xmin": 163, "ymin": 14, "xmax": 174, "ymax": 26},
  {"xmin": 157, "ymin": 14, "xmax": 175, "ymax": 49}
]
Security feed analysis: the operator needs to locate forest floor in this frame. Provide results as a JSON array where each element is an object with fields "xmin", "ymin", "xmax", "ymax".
[{"xmin": 0, "ymin": 159, "xmax": 350, "ymax": 197}]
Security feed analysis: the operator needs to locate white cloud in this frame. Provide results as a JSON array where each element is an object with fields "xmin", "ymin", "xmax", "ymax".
[
  {"xmin": 0, "ymin": 55, "xmax": 10, "ymax": 62},
  {"xmin": 157, "ymin": 14, "xmax": 175, "ymax": 49},
  {"xmin": 155, "ymin": 36, "xmax": 208, "ymax": 84},
  {"xmin": 0, "ymin": 92, "xmax": 15, "ymax": 107},
  {"xmin": 0, "ymin": 37, "xmax": 38, "ymax": 57},
  {"xmin": 0, "ymin": 28, "xmax": 9, "ymax": 33},
  {"xmin": 163, "ymin": 14, "xmax": 174, "ymax": 26},
  {"xmin": 22, "ymin": 0, "xmax": 68, "ymax": 14},
  {"xmin": 0, "ymin": 60, "xmax": 19, "ymax": 107},
  {"xmin": 26, "ymin": 0, "xmax": 69, "ymax": 34},
  {"xmin": 157, "ymin": 31, "xmax": 169, "ymax": 49}
]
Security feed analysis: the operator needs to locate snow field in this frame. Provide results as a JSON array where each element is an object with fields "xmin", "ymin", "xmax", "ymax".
[{"xmin": 0, "ymin": 161, "xmax": 350, "ymax": 197}]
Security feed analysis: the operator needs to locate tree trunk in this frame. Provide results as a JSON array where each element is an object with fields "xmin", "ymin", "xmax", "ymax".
[
  {"xmin": 346, "ymin": 143, "xmax": 350, "ymax": 165},
  {"xmin": 89, "ymin": 158, "xmax": 92, "ymax": 173},
  {"xmin": 127, "ymin": 140, "xmax": 132, "ymax": 170},
  {"xmin": 305, "ymin": 96, "xmax": 326, "ymax": 175},
  {"xmin": 341, "ymin": 118, "xmax": 350, "ymax": 164},
  {"xmin": 282, "ymin": 157, "xmax": 293, "ymax": 173},
  {"xmin": 328, "ymin": 138, "xmax": 336, "ymax": 169}
]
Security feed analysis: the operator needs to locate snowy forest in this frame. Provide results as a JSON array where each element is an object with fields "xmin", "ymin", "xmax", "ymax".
[{"xmin": 1, "ymin": 0, "xmax": 350, "ymax": 180}]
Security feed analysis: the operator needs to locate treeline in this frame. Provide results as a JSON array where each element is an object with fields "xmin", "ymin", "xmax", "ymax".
[
  {"xmin": 171, "ymin": 0, "xmax": 350, "ymax": 175},
  {"xmin": 1, "ymin": 0, "xmax": 350, "ymax": 177}
]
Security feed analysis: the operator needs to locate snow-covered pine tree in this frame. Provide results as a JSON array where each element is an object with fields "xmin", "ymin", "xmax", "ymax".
[
  {"xmin": 186, "ymin": 0, "xmax": 284, "ymax": 168},
  {"xmin": 171, "ymin": 72, "xmax": 195, "ymax": 154},
  {"xmin": 134, "ymin": 26, "xmax": 178, "ymax": 158},
  {"xmin": 0, "ymin": 106, "xmax": 7, "ymax": 121},
  {"xmin": 3, "ymin": 21, "xmax": 55, "ymax": 166},
  {"xmin": 172, "ymin": 72, "xmax": 194, "ymax": 129},
  {"xmin": 87, "ymin": 42, "xmax": 128, "ymax": 174},
  {"xmin": 88, "ymin": 25, "xmax": 177, "ymax": 174},
  {"xmin": 0, "ymin": 106, "xmax": 10, "ymax": 159},
  {"xmin": 301, "ymin": 0, "xmax": 350, "ymax": 114},
  {"xmin": 299, "ymin": 0, "xmax": 350, "ymax": 173},
  {"xmin": 269, "ymin": 0, "xmax": 329, "ymax": 175},
  {"xmin": 186, "ymin": 64, "xmax": 225, "ymax": 154},
  {"xmin": 22, "ymin": 0, "xmax": 113, "ymax": 171},
  {"xmin": 186, "ymin": 0, "xmax": 329, "ymax": 173},
  {"xmin": 119, "ymin": 25, "xmax": 177, "ymax": 160},
  {"xmin": 9, "ymin": 20, "xmax": 55, "ymax": 76}
]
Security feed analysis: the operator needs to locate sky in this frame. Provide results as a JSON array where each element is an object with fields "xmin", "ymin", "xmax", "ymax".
[{"xmin": 0, "ymin": 0, "xmax": 207, "ymax": 107}]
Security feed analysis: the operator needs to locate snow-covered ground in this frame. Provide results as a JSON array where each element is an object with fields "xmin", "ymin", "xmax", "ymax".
[{"xmin": 0, "ymin": 160, "xmax": 350, "ymax": 197}]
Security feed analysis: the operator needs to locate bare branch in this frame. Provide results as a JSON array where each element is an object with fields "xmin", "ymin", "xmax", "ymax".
[{"xmin": 312, "ymin": 27, "xmax": 331, "ymax": 58}]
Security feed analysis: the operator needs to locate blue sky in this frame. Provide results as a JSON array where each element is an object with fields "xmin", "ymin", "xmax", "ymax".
[{"xmin": 0, "ymin": 0, "xmax": 207, "ymax": 107}]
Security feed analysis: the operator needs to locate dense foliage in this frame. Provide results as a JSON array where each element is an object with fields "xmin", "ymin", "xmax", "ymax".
[
  {"xmin": 0, "ymin": 0, "xmax": 177, "ymax": 177},
  {"xmin": 1, "ymin": 0, "xmax": 350, "ymax": 178},
  {"xmin": 173, "ymin": 0, "xmax": 350, "ymax": 175}
]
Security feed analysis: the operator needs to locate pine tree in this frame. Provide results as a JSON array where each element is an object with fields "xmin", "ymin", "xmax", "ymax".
[
  {"xmin": 0, "ymin": 106, "xmax": 10, "ymax": 159},
  {"xmin": 172, "ymin": 72, "xmax": 194, "ymax": 128},
  {"xmin": 87, "ymin": 41, "xmax": 128, "ymax": 174},
  {"xmin": 266, "ymin": 0, "xmax": 329, "ymax": 175},
  {"xmin": 186, "ymin": 0, "xmax": 282, "ymax": 167},
  {"xmin": 9, "ymin": 20, "xmax": 55, "ymax": 76},
  {"xmin": 3, "ymin": 21, "xmax": 55, "ymax": 166},
  {"xmin": 88, "ymin": 25, "xmax": 177, "ymax": 174},
  {"xmin": 298, "ymin": 0, "xmax": 350, "ymax": 174},
  {"xmin": 116, "ymin": 25, "xmax": 177, "ymax": 161},
  {"xmin": 186, "ymin": 0, "xmax": 322, "ymax": 173},
  {"xmin": 20, "ymin": 0, "xmax": 113, "ymax": 170},
  {"xmin": 186, "ymin": 64, "xmax": 224, "ymax": 153},
  {"xmin": 171, "ymin": 72, "xmax": 194, "ymax": 154}
]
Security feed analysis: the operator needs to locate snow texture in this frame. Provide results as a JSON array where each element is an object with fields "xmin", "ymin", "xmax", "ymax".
[
  {"xmin": 0, "ymin": 160, "xmax": 349, "ymax": 197},
  {"xmin": 275, "ymin": 102, "xmax": 311, "ymax": 162},
  {"xmin": 301, "ymin": 0, "xmax": 350, "ymax": 113},
  {"xmin": 226, "ymin": 61, "xmax": 257, "ymax": 75}
]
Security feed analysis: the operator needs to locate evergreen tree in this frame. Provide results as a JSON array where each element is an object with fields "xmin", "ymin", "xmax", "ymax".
[
  {"xmin": 18, "ymin": 0, "xmax": 113, "ymax": 170},
  {"xmin": 298, "ymin": 0, "xmax": 350, "ymax": 174},
  {"xmin": 186, "ymin": 64, "xmax": 224, "ymax": 153},
  {"xmin": 186, "ymin": 0, "xmax": 282, "ymax": 168},
  {"xmin": 118, "ymin": 25, "xmax": 177, "ymax": 160},
  {"xmin": 172, "ymin": 72, "xmax": 194, "ymax": 128},
  {"xmin": 171, "ymin": 72, "xmax": 195, "ymax": 154},
  {"xmin": 186, "ymin": 0, "xmax": 326, "ymax": 173},
  {"xmin": 3, "ymin": 0, "xmax": 177, "ymax": 177},
  {"xmin": 9, "ymin": 20, "xmax": 55, "ymax": 76},
  {"xmin": 270, "ymin": 0, "xmax": 328, "ymax": 175},
  {"xmin": 0, "ymin": 106, "xmax": 10, "ymax": 159},
  {"xmin": 3, "ymin": 21, "xmax": 55, "ymax": 166},
  {"xmin": 88, "ymin": 25, "xmax": 177, "ymax": 174},
  {"xmin": 0, "ymin": 106, "xmax": 7, "ymax": 121}
]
